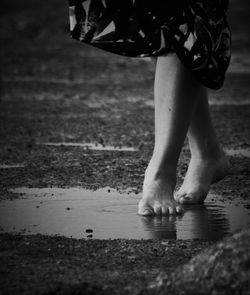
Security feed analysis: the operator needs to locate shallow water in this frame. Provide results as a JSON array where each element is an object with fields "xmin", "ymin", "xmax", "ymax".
[
  {"xmin": 0, "ymin": 164, "xmax": 25, "ymax": 169},
  {"xmin": 37, "ymin": 144, "xmax": 250, "ymax": 157},
  {"xmin": 0, "ymin": 187, "xmax": 249, "ymax": 240},
  {"xmin": 38, "ymin": 142, "xmax": 138, "ymax": 152},
  {"xmin": 225, "ymin": 148, "xmax": 250, "ymax": 158}
]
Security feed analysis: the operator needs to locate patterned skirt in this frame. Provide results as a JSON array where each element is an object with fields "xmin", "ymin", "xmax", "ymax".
[{"xmin": 68, "ymin": 0, "xmax": 231, "ymax": 89}]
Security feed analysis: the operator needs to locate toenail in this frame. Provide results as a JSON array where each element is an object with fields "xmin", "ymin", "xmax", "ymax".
[
  {"xmin": 154, "ymin": 207, "xmax": 162, "ymax": 215},
  {"xmin": 162, "ymin": 207, "xmax": 169, "ymax": 215},
  {"xmin": 176, "ymin": 206, "xmax": 184, "ymax": 214},
  {"xmin": 168, "ymin": 207, "xmax": 175, "ymax": 215},
  {"xmin": 179, "ymin": 197, "xmax": 185, "ymax": 204}
]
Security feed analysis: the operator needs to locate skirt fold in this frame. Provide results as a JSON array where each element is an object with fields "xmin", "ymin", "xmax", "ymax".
[{"xmin": 69, "ymin": 0, "xmax": 231, "ymax": 89}]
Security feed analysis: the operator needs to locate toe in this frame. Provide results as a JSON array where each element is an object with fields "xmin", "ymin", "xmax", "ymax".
[
  {"xmin": 138, "ymin": 207, "xmax": 153, "ymax": 216},
  {"xmin": 176, "ymin": 205, "xmax": 184, "ymax": 214},
  {"xmin": 168, "ymin": 206, "xmax": 175, "ymax": 215},
  {"xmin": 161, "ymin": 206, "xmax": 169, "ymax": 215},
  {"xmin": 138, "ymin": 201, "xmax": 154, "ymax": 216},
  {"xmin": 174, "ymin": 192, "xmax": 186, "ymax": 203},
  {"xmin": 179, "ymin": 193, "xmax": 203, "ymax": 204},
  {"xmin": 180, "ymin": 195, "xmax": 191, "ymax": 204},
  {"xmin": 174, "ymin": 192, "xmax": 181, "ymax": 202},
  {"xmin": 176, "ymin": 188, "xmax": 208, "ymax": 204},
  {"xmin": 154, "ymin": 204, "xmax": 162, "ymax": 215}
]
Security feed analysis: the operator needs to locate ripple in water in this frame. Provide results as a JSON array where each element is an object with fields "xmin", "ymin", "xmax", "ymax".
[{"xmin": 0, "ymin": 187, "xmax": 249, "ymax": 240}]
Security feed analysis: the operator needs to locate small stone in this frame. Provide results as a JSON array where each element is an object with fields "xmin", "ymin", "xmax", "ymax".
[
  {"xmin": 138, "ymin": 142, "xmax": 144, "ymax": 150},
  {"xmin": 180, "ymin": 244, "xmax": 187, "ymax": 249},
  {"xmin": 161, "ymin": 241, "xmax": 171, "ymax": 246}
]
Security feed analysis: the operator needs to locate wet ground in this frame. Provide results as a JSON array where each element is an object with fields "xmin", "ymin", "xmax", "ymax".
[{"xmin": 0, "ymin": 0, "xmax": 250, "ymax": 294}]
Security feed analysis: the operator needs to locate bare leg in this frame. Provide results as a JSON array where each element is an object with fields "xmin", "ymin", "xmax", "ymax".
[
  {"xmin": 138, "ymin": 55, "xmax": 203, "ymax": 216},
  {"xmin": 175, "ymin": 87, "xmax": 230, "ymax": 204}
]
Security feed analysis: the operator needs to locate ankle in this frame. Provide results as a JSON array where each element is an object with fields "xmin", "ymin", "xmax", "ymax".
[
  {"xmin": 145, "ymin": 158, "xmax": 177, "ymax": 185},
  {"xmin": 189, "ymin": 141, "xmax": 224, "ymax": 160}
]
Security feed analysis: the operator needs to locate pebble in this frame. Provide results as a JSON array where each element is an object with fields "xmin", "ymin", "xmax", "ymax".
[
  {"xmin": 180, "ymin": 244, "xmax": 187, "ymax": 249},
  {"xmin": 161, "ymin": 241, "xmax": 171, "ymax": 246}
]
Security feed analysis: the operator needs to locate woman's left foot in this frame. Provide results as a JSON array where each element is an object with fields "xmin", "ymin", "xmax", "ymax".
[
  {"xmin": 138, "ymin": 161, "xmax": 183, "ymax": 216},
  {"xmin": 175, "ymin": 152, "xmax": 230, "ymax": 204}
]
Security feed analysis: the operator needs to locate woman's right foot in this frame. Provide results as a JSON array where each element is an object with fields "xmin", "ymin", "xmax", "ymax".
[
  {"xmin": 138, "ymin": 162, "xmax": 183, "ymax": 216},
  {"xmin": 175, "ymin": 151, "xmax": 230, "ymax": 204}
]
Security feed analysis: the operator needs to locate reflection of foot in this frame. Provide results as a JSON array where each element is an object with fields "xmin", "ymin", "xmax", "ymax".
[
  {"xmin": 138, "ymin": 163, "xmax": 183, "ymax": 216},
  {"xmin": 141, "ymin": 215, "xmax": 181, "ymax": 239},
  {"xmin": 175, "ymin": 153, "xmax": 230, "ymax": 204}
]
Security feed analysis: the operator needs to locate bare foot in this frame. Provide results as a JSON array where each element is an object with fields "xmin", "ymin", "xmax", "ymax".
[
  {"xmin": 138, "ymin": 164, "xmax": 183, "ymax": 216},
  {"xmin": 175, "ymin": 152, "xmax": 230, "ymax": 204}
]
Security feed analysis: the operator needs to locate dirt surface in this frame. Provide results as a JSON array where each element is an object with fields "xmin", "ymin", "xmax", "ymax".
[
  {"xmin": 0, "ymin": 0, "xmax": 250, "ymax": 294},
  {"xmin": 155, "ymin": 229, "xmax": 250, "ymax": 295},
  {"xmin": 0, "ymin": 233, "xmax": 213, "ymax": 295}
]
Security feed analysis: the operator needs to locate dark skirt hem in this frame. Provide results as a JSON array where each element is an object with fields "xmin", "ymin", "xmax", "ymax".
[{"xmin": 69, "ymin": 0, "xmax": 231, "ymax": 90}]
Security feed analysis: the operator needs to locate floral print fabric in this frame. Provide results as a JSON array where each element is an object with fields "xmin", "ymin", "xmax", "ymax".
[{"xmin": 68, "ymin": 0, "xmax": 231, "ymax": 89}]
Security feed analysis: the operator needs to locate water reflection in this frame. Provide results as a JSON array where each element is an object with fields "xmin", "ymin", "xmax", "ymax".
[
  {"xmin": 142, "ymin": 215, "xmax": 179, "ymax": 239},
  {"xmin": 0, "ymin": 188, "xmax": 249, "ymax": 240},
  {"xmin": 179, "ymin": 203, "xmax": 231, "ymax": 240},
  {"xmin": 141, "ymin": 204, "xmax": 230, "ymax": 240}
]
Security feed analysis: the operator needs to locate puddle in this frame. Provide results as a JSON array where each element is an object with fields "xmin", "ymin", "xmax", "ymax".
[
  {"xmin": 0, "ymin": 164, "xmax": 25, "ymax": 169},
  {"xmin": 37, "ymin": 142, "xmax": 138, "ymax": 152},
  {"xmin": 0, "ymin": 188, "xmax": 249, "ymax": 240},
  {"xmin": 182, "ymin": 147, "xmax": 250, "ymax": 158},
  {"xmin": 144, "ymin": 99, "xmax": 250, "ymax": 107},
  {"xmin": 3, "ymin": 77, "xmax": 86, "ymax": 86},
  {"xmin": 36, "ymin": 144, "xmax": 250, "ymax": 157},
  {"xmin": 225, "ymin": 148, "xmax": 250, "ymax": 158},
  {"xmin": 208, "ymin": 99, "xmax": 250, "ymax": 106}
]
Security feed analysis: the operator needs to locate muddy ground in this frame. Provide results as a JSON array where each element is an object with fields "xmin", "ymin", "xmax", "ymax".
[{"xmin": 0, "ymin": 0, "xmax": 250, "ymax": 294}]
